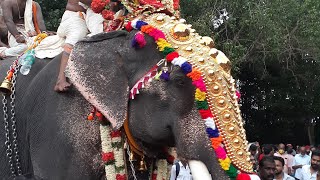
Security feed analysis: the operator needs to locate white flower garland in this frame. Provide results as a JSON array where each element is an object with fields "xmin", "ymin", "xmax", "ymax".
[
  {"xmin": 156, "ymin": 159, "xmax": 168, "ymax": 180},
  {"xmin": 100, "ymin": 123, "xmax": 126, "ymax": 180}
]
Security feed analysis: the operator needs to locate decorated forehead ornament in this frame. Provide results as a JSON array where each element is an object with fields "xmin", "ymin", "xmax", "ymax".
[
  {"xmin": 126, "ymin": 13, "xmax": 254, "ymax": 177},
  {"xmin": 120, "ymin": 0, "xmax": 180, "ymax": 18}
]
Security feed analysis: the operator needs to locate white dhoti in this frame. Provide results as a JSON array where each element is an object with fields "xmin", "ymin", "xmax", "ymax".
[
  {"xmin": 57, "ymin": 10, "xmax": 88, "ymax": 46},
  {"xmin": 86, "ymin": 8, "xmax": 104, "ymax": 36},
  {"xmin": 0, "ymin": 25, "xmax": 28, "ymax": 57}
]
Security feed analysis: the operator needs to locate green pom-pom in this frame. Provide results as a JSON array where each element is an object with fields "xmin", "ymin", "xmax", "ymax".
[
  {"xmin": 226, "ymin": 165, "xmax": 238, "ymax": 178},
  {"xmin": 162, "ymin": 47, "xmax": 175, "ymax": 56},
  {"xmin": 196, "ymin": 100, "xmax": 209, "ymax": 110}
]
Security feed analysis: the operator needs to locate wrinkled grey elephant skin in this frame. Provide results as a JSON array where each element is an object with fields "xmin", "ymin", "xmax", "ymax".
[{"xmin": 0, "ymin": 30, "xmax": 230, "ymax": 179}]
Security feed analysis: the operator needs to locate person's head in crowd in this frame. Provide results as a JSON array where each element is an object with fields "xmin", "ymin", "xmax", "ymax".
[
  {"xmin": 259, "ymin": 156, "xmax": 276, "ymax": 180},
  {"xmin": 287, "ymin": 147, "xmax": 293, "ymax": 155},
  {"xmin": 311, "ymin": 146, "xmax": 317, "ymax": 152},
  {"xmin": 273, "ymin": 156, "xmax": 285, "ymax": 176},
  {"xmin": 311, "ymin": 150, "xmax": 320, "ymax": 171},
  {"xmin": 300, "ymin": 146, "xmax": 307, "ymax": 156},
  {"xmin": 250, "ymin": 144, "xmax": 258, "ymax": 156},
  {"xmin": 277, "ymin": 143, "xmax": 286, "ymax": 155},
  {"xmin": 306, "ymin": 145, "xmax": 311, "ymax": 155},
  {"xmin": 250, "ymin": 155, "xmax": 258, "ymax": 171},
  {"xmin": 263, "ymin": 144, "xmax": 274, "ymax": 156}
]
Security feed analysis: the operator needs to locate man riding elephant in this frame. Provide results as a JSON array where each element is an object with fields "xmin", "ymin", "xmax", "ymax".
[
  {"xmin": 0, "ymin": 0, "xmax": 50, "ymax": 58},
  {"xmin": 0, "ymin": 0, "xmax": 259, "ymax": 179}
]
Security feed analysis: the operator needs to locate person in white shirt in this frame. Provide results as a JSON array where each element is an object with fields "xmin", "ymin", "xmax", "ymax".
[
  {"xmin": 295, "ymin": 150, "xmax": 320, "ymax": 180},
  {"xmin": 273, "ymin": 156, "xmax": 295, "ymax": 180},
  {"xmin": 293, "ymin": 146, "xmax": 311, "ymax": 179},
  {"xmin": 170, "ymin": 157, "xmax": 192, "ymax": 180}
]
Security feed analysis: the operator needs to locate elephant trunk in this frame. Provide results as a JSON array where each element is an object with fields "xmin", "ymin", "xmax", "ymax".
[{"xmin": 174, "ymin": 108, "xmax": 229, "ymax": 180}]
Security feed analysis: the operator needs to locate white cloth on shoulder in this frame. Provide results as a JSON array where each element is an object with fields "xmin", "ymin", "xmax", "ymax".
[
  {"xmin": 57, "ymin": 10, "xmax": 88, "ymax": 46},
  {"xmin": 86, "ymin": 8, "xmax": 104, "ymax": 36}
]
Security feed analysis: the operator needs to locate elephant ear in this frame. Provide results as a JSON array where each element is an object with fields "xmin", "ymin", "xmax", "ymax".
[{"xmin": 66, "ymin": 36, "xmax": 128, "ymax": 129}]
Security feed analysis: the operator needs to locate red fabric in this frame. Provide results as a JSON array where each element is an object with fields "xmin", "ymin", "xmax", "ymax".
[
  {"xmin": 138, "ymin": 0, "xmax": 164, "ymax": 8},
  {"xmin": 125, "ymin": 22, "xmax": 133, "ymax": 32},
  {"xmin": 166, "ymin": 52, "xmax": 179, "ymax": 62},
  {"xmin": 258, "ymin": 154, "xmax": 264, "ymax": 161},
  {"xmin": 236, "ymin": 173, "xmax": 251, "ymax": 180},
  {"xmin": 199, "ymin": 109, "xmax": 214, "ymax": 119}
]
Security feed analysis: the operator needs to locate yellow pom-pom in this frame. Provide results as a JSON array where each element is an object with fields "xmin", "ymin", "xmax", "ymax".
[
  {"xmin": 156, "ymin": 38, "xmax": 172, "ymax": 51},
  {"xmin": 195, "ymin": 88, "xmax": 206, "ymax": 101},
  {"xmin": 219, "ymin": 157, "xmax": 231, "ymax": 171}
]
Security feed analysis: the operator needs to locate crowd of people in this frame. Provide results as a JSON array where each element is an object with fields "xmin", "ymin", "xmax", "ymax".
[{"xmin": 249, "ymin": 143, "xmax": 320, "ymax": 180}]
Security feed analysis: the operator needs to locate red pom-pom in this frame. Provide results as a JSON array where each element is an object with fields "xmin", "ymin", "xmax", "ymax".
[
  {"xmin": 199, "ymin": 109, "xmax": 213, "ymax": 119},
  {"xmin": 116, "ymin": 174, "xmax": 126, "ymax": 180},
  {"xmin": 125, "ymin": 21, "xmax": 133, "ymax": 32},
  {"xmin": 87, "ymin": 113, "xmax": 94, "ymax": 121},
  {"xmin": 91, "ymin": 0, "xmax": 108, "ymax": 13},
  {"xmin": 102, "ymin": 9, "xmax": 114, "ymax": 20},
  {"xmin": 111, "ymin": 130, "xmax": 121, "ymax": 138},
  {"xmin": 236, "ymin": 173, "xmax": 251, "ymax": 180},
  {"xmin": 166, "ymin": 52, "xmax": 179, "ymax": 62}
]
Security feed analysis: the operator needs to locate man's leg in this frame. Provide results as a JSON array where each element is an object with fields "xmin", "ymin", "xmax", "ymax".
[{"xmin": 54, "ymin": 44, "xmax": 72, "ymax": 92}]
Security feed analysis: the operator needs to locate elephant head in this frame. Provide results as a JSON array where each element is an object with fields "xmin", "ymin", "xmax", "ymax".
[{"xmin": 67, "ymin": 13, "xmax": 254, "ymax": 179}]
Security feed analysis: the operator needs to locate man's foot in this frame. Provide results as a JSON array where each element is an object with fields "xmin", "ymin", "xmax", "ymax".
[
  {"xmin": 0, "ymin": 52, "xmax": 6, "ymax": 60},
  {"xmin": 54, "ymin": 78, "xmax": 71, "ymax": 92}
]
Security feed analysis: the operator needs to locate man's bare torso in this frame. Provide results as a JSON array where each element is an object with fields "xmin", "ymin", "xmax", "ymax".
[
  {"xmin": 4, "ymin": 0, "xmax": 26, "ymax": 24},
  {"xmin": 66, "ymin": 0, "xmax": 86, "ymax": 12}
]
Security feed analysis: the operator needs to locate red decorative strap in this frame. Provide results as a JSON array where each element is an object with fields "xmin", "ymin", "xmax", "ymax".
[{"xmin": 130, "ymin": 59, "xmax": 165, "ymax": 99}]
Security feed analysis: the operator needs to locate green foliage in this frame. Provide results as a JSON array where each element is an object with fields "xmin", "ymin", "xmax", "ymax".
[
  {"xmin": 181, "ymin": 0, "xmax": 320, "ymax": 144},
  {"xmin": 36, "ymin": 0, "xmax": 66, "ymax": 31}
]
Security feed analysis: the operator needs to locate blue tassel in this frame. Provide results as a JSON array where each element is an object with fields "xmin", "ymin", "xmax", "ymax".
[
  {"xmin": 181, "ymin": 62, "xmax": 192, "ymax": 74},
  {"xmin": 136, "ymin": 21, "xmax": 148, "ymax": 30},
  {"xmin": 131, "ymin": 38, "xmax": 139, "ymax": 48},
  {"xmin": 160, "ymin": 71, "xmax": 170, "ymax": 81},
  {"xmin": 206, "ymin": 128, "xmax": 220, "ymax": 138}
]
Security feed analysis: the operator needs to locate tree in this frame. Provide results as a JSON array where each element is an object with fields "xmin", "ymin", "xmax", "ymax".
[
  {"xmin": 36, "ymin": 0, "xmax": 66, "ymax": 31},
  {"xmin": 180, "ymin": 0, "xmax": 320, "ymax": 145}
]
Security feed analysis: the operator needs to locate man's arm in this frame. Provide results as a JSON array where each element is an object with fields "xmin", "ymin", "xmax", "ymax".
[
  {"xmin": 35, "ymin": 2, "xmax": 46, "ymax": 32},
  {"xmin": 80, "ymin": 0, "xmax": 92, "ymax": 7},
  {"xmin": 2, "ymin": 0, "xmax": 19, "ymax": 36}
]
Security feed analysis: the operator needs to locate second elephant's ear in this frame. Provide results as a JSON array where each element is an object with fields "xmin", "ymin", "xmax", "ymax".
[{"xmin": 67, "ymin": 39, "xmax": 128, "ymax": 129}]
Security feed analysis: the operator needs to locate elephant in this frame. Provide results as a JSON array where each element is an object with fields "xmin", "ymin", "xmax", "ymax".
[{"xmin": 0, "ymin": 17, "xmax": 252, "ymax": 180}]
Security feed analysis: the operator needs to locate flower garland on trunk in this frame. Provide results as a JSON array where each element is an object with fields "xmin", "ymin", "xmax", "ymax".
[
  {"xmin": 99, "ymin": 118, "xmax": 126, "ymax": 180},
  {"xmin": 126, "ymin": 20, "xmax": 253, "ymax": 179}
]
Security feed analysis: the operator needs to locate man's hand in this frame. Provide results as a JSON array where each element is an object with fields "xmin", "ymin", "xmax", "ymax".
[
  {"xmin": 27, "ymin": 31, "xmax": 38, "ymax": 37},
  {"xmin": 15, "ymin": 34, "xmax": 26, "ymax": 43},
  {"xmin": 46, "ymin": 31, "xmax": 56, "ymax": 36}
]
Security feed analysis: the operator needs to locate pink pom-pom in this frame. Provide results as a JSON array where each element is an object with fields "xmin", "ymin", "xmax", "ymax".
[
  {"xmin": 135, "ymin": 32, "xmax": 146, "ymax": 48},
  {"xmin": 149, "ymin": 29, "xmax": 166, "ymax": 41},
  {"xmin": 215, "ymin": 146, "xmax": 227, "ymax": 160},
  {"xmin": 192, "ymin": 78, "xmax": 207, "ymax": 92},
  {"xmin": 236, "ymin": 90, "xmax": 241, "ymax": 100}
]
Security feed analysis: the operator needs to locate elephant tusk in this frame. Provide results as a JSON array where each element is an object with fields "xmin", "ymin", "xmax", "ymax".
[{"xmin": 188, "ymin": 160, "xmax": 212, "ymax": 180}]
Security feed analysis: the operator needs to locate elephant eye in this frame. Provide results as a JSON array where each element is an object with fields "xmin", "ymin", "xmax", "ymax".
[{"xmin": 175, "ymin": 78, "xmax": 185, "ymax": 87}]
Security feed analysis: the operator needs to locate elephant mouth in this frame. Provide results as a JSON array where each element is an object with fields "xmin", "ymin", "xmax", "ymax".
[{"xmin": 128, "ymin": 14, "xmax": 253, "ymax": 173}]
